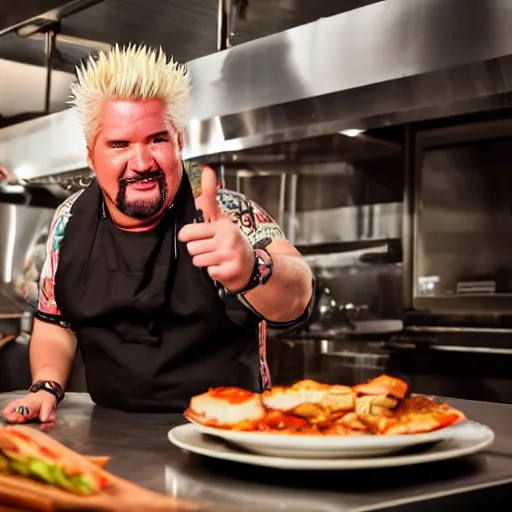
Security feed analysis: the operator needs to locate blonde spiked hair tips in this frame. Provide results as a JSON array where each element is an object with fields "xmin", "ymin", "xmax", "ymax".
[{"xmin": 69, "ymin": 44, "xmax": 191, "ymax": 146}]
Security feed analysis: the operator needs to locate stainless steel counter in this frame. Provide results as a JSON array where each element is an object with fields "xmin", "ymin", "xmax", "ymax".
[{"xmin": 1, "ymin": 392, "xmax": 512, "ymax": 512}]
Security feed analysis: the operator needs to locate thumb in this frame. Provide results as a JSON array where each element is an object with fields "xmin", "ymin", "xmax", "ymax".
[
  {"xmin": 195, "ymin": 165, "xmax": 221, "ymax": 222},
  {"xmin": 39, "ymin": 396, "xmax": 57, "ymax": 423},
  {"xmin": 0, "ymin": 165, "xmax": 11, "ymax": 182}
]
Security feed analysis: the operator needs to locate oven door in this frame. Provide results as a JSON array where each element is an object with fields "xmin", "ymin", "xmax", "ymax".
[{"xmin": 404, "ymin": 117, "xmax": 512, "ymax": 330}]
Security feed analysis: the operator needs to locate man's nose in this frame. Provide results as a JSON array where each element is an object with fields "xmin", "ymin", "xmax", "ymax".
[{"xmin": 130, "ymin": 144, "xmax": 155, "ymax": 171}]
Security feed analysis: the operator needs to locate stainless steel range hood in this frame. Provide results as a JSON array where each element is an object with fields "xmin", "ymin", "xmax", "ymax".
[
  {"xmin": 3, "ymin": 0, "xmax": 512, "ymax": 181},
  {"xmin": 184, "ymin": 0, "xmax": 512, "ymax": 159}
]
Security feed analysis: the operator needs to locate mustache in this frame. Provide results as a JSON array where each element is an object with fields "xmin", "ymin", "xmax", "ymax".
[{"xmin": 120, "ymin": 169, "xmax": 165, "ymax": 184}]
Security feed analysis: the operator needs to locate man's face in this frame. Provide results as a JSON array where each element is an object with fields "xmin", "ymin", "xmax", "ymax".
[{"xmin": 88, "ymin": 99, "xmax": 183, "ymax": 220}]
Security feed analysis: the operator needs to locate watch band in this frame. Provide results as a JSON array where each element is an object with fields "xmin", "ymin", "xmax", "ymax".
[
  {"xmin": 29, "ymin": 380, "xmax": 65, "ymax": 404},
  {"xmin": 234, "ymin": 248, "xmax": 273, "ymax": 295},
  {"xmin": 254, "ymin": 247, "xmax": 273, "ymax": 286}
]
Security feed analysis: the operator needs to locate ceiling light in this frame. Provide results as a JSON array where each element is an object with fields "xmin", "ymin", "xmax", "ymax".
[{"xmin": 339, "ymin": 129, "xmax": 365, "ymax": 137}]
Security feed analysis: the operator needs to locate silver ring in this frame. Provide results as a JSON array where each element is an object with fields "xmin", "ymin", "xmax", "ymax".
[{"xmin": 12, "ymin": 405, "xmax": 30, "ymax": 416}]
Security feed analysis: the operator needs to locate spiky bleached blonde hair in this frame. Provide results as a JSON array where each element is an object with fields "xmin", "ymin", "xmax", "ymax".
[{"xmin": 69, "ymin": 44, "xmax": 191, "ymax": 146}]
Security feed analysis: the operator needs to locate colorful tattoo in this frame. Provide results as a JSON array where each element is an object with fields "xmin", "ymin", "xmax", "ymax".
[
  {"xmin": 184, "ymin": 161, "xmax": 203, "ymax": 198},
  {"xmin": 37, "ymin": 191, "xmax": 83, "ymax": 320},
  {"xmin": 217, "ymin": 188, "xmax": 285, "ymax": 247}
]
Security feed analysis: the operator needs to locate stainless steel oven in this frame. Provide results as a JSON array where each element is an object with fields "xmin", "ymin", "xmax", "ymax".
[{"xmin": 404, "ymin": 117, "xmax": 512, "ymax": 330}]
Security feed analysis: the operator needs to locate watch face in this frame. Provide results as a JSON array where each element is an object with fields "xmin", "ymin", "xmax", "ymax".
[
  {"xmin": 256, "ymin": 250, "xmax": 273, "ymax": 285},
  {"xmin": 257, "ymin": 257, "xmax": 266, "ymax": 275}
]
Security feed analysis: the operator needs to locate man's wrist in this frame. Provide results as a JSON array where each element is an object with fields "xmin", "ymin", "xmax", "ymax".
[
  {"xmin": 29, "ymin": 380, "xmax": 65, "ymax": 404},
  {"xmin": 234, "ymin": 248, "xmax": 274, "ymax": 296}
]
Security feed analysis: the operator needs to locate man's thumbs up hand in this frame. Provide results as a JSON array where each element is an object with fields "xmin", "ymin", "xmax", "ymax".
[{"xmin": 178, "ymin": 165, "xmax": 255, "ymax": 292}]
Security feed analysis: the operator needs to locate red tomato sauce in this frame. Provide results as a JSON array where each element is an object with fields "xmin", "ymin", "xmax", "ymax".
[
  {"xmin": 208, "ymin": 387, "xmax": 255, "ymax": 404},
  {"xmin": 7, "ymin": 430, "xmax": 58, "ymax": 460}
]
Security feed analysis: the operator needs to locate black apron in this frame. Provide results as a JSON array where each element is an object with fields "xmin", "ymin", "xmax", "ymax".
[{"xmin": 54, "ymin": 176, "xmax": 261, "ymax": 412}]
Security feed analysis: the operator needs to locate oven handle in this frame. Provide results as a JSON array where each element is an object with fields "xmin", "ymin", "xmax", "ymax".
[{"xmin": 387, "ymin": 341, "xmax": 512, "ymax": 356}]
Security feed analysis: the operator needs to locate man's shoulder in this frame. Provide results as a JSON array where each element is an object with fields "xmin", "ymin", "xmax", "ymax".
[
  {"xmin": 36, "ymin": 190, "xmax": 85, "ymax": 320},
  {"xmin": 50, "ymin": 190, "xmax": 84, "ymax": 231},
  {"xmin": 216, "ymin": 188, "xmax": 285, "ymax": 245},
  {"xmin": 55, "ymin": 190, "xmax": 84, "ymax": 218},
  {"xmin": 216, "ymin": 188, "xmax": 251, "ymax": 210}
]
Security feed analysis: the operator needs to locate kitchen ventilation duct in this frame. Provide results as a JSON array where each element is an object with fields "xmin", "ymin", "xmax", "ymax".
[{"xmin": 3, "ymin": 0, "xmax": 512, "ymax": 180}]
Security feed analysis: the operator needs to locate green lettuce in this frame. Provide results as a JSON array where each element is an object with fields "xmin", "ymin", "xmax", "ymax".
[{"xmin": 1, "ymin": 451, "xmax": 96, "ymax": 496}]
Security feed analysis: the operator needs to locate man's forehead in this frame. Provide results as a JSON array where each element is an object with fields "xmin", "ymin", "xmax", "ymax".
[
  {"xmin": 100, "ymin": 99, "xmax": 166, "ymax": 123},
  {"xmin": 98, "ymin": 99, "xmax": 168, "ymax": 135}
]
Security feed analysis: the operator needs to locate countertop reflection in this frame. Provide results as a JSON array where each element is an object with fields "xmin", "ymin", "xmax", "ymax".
[{"xmin": 1, "ymin": 392, "xmax": 512, "ymax": 511}]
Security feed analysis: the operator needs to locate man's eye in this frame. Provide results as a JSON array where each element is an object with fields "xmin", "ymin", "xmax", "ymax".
[
  {"xmin": 153, "ymin": 136, "xmax": 168, "ymax": 143},
  {"xmin": 109, "ymin": 141, "xmax": 129, "ymax": 148}
]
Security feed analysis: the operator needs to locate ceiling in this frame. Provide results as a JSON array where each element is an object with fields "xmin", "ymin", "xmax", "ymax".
[{"xmin": 0, "ymin": 0, "xmax": 382, "ymax": 74}]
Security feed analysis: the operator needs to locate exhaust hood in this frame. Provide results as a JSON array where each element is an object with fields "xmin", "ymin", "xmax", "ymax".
[
  {"xmin": 3, "ymin": 0, "xmax": 512, "ymax": 181},
  {"xmin": 0, "ymin": 59, "xmax": 75, "ymax": 118}
]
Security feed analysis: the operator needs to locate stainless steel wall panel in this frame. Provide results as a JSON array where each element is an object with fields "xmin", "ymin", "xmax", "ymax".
[
  {"xmin": 0, "ymin": 109, "xmax": 88, "ymax": 181},
  {"xmin": 0, "ymin": 204, "xmax": 54, "ymax": 312}
]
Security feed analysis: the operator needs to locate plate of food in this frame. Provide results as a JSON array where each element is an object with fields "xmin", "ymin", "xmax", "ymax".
[
  {"xmin": 168, "ymin": 420, "xmax": 494, "ymax": 470},
  {"xmin": 172, "ymin": 375, "xmax": 490, "ymax": 459}
]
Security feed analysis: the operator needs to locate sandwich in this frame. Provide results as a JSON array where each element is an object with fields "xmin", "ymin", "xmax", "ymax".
[
  {"xmin": 184, "ymin": 387, "xmax": 311, "ymax": 432},
  {"xmin": 185, "ymin": 387, "xmax": 266, "ymax": 429},
  {"xmin": 0, "ymin": 426, "xmax": 197, "ymax": 511},
  {"xmin": 0, "ymin": 425, "xmax": 109, "ymax": 497},
  {"xmin": 262, "ymin": 380, "xmax": 356, "ymax": 425}
]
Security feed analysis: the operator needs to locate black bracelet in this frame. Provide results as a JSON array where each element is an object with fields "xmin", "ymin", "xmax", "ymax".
[
  {"xmin": 29, "ymin": 380, "xmax": 65, "ymax": 404},
  {"xmin": 232, "ymin": 248, "xmax": 273, "ymax": 296}
]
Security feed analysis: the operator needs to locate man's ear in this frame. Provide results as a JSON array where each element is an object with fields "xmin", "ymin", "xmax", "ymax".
[
  {"xmin": 86, "ymin": 147, "xmax": 95, "ymax": 171},
  {"xmin": 178, "ymin": 131, "xmax": 185, "ymax": 150}
]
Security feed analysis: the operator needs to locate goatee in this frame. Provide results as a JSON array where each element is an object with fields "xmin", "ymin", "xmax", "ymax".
[{"xmin": 116, "ymin": 170, "xmax": 167, "ymax": 219}]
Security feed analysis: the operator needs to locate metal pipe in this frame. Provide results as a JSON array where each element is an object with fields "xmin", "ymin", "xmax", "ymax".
[
  {"xmin": 235, "ymin": 171, "xmax": 242, "ymax": 194},
  {"xmin": 217, "ymin": 0, "xmax": 245, "ymax": 50},
  {"xmin": 29, "ymin": 32, "xmax": 112, "ymax": 52},
  {"xmin": 278, "ymin": 173, "xmax": 286, "ymax": 228},
  {"xmin": 402, "ymin": 124, "xmax": 415, "ymax": 311},
  {"xmin": 286, "ymin": 174, "xmax": 298, "ymax": 244},
  {"xmin": 217, "ymin": 0, "xmax": 229, "ymax": 51},
  {"xmin": 5, "ymin": 1, "xmax": 103, "ymax": 38},
  {"xmin": 44, "ymin": 29, "xmax": 56, "ymax": 114}
]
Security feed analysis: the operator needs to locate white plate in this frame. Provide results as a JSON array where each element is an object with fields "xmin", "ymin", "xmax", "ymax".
[
  {"xmin": 168, "ymin": 422, "xmax": 494, "ymax": 470},
  {"xmin": 185, "ymin": 419, "xmax": 472, "ymax": 458}
]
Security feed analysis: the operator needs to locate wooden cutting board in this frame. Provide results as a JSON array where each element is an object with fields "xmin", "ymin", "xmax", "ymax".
[{"xmin": 0, "ymin": 473, "xmax": 201, "ymax": 512}]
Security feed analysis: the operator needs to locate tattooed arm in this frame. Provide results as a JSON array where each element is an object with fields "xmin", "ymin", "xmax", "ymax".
[
  {"xmin": 217, "ymin": 189, "xmax": 314, "ymax": 325},
  {"xmin": 32, "ymin": 193, "xmax": 81, "ymax": 388}
]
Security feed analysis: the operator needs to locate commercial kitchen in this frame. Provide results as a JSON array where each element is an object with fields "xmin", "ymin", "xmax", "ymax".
[{"xmin": 1, "ymin": 0, "xmax": 512, "ymax": 510}]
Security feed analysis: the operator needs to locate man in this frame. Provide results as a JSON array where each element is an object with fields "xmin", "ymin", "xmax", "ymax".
[{"xmin": 2, "ymin": 45, "xmax": 314, "ymax": 424}]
